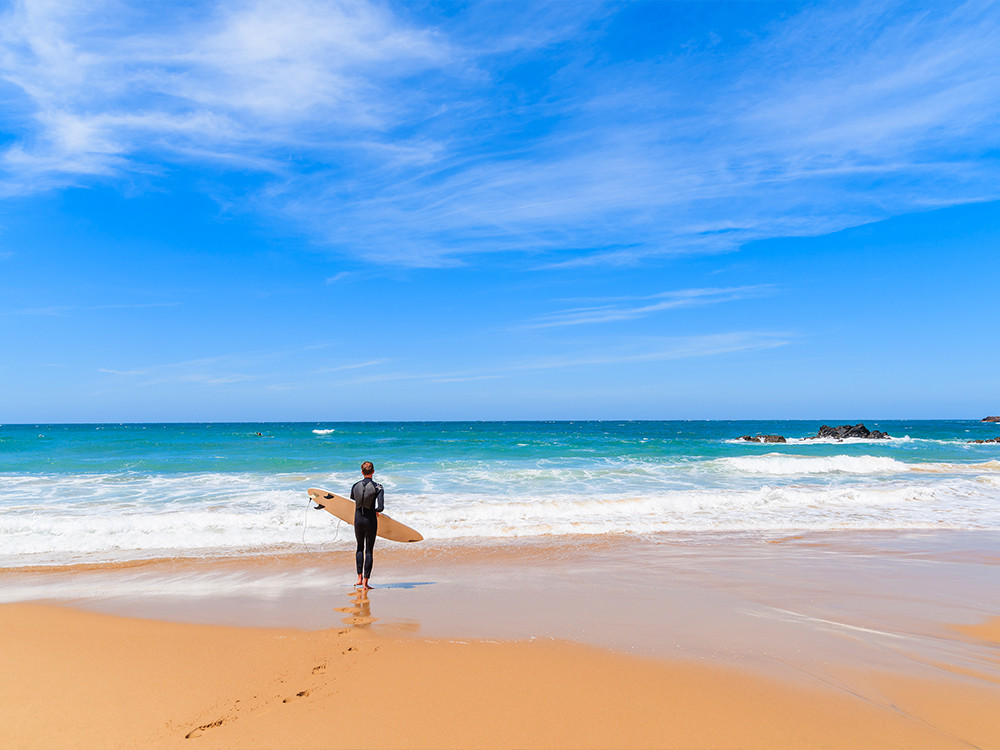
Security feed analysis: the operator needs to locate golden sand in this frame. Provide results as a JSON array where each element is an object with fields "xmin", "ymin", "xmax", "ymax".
[{"xmin": 2, "ymin": 601, "xmax": 999, "ymax": 749}]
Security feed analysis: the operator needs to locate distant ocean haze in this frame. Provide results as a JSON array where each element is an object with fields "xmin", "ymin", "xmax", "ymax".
[{"xmin": 1, "ymin": 421, "xmax": 999, "ymax": 567}]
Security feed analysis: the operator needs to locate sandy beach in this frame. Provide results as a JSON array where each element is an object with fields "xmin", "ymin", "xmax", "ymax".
[
  {"xmin": 3, "ymin": 531, "xmax": 1000, "ymax": 749},
  {"xmin": 3, "ymin": 0, "xmax": 1000, "ymax": 740}
]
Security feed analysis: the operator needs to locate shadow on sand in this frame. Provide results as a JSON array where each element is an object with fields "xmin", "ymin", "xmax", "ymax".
[{"xmin": 373, "ymin": 581, "xmax": 435, "ymax": 590}]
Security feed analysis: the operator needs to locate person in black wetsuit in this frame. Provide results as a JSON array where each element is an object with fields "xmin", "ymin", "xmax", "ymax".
[{"xmin": 351, "ymin": 461, "xmax": 384, "ymax": 590}]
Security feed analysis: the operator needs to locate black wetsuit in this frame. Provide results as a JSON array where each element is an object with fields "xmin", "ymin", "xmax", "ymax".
[{"xmin": 351, "ymin": 477, "xmax": 384, "ymax": 579}]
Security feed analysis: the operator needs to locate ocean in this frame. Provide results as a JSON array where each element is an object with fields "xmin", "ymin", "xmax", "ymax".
[{"xmin": 2, "ymin": 420, "xmax": 999, "ymax": 568}]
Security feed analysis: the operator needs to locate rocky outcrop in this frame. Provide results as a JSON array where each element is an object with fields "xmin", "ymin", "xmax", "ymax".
[
  {"xmin": 736, "ymin": 424, "xmax": 891, "ymax": 442},
  {"xmin": 968, "ymin": 437, "xmax": 1000, "ymax": 444},
  {"xmin": 739, "ymin": 434, "xmax": 787, "ymax": 443},
  {"xmin": 813, "ymin": 423, "xmax": 890, "ymax": 440},
  {"xmin": 981, "ymin": 416, "xmax": 1000, "ymax": 423}
]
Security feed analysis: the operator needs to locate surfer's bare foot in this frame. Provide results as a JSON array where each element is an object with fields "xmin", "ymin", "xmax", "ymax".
[
  {"xmin": 362, "ymin": 579, "xmax": 372, "ymax": 590},
  {"xmin": 355, "ymin": 575, "xmax": 363, "ymax": 586}
]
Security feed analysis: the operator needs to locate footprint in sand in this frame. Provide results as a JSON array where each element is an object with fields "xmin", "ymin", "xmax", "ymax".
[
  {"xmin": 343, "ymin": 615, "xmax": 376, "ymax": 627},
  {"xmin": 282, "ymin": 690, "xmax": 311, "ymax": 704},
  {"xmin": 185, "ymin": 718, "xmax": 225, "ymax": 738}
]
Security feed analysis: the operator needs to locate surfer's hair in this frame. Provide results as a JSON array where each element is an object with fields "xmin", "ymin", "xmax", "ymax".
[{"xmin": 361, "ymin": 461, "xmax": 375, "ymax": 476}]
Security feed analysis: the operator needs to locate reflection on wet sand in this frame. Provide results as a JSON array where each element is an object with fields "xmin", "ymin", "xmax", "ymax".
[
  {"xmin": 335, "ymin": 587, "xmax": 376, "ymax": 628},
  {"xmin": 332, "ymin": 584, "xmax": 432, "ymax": 634}
]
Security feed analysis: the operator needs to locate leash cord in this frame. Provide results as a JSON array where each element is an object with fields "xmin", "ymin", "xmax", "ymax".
[
  {"xmin": 302, "ymin": 496, "xmax": 342, "ymax": 545},
  {"xmin": 301, "ymin": 497, "xmax": 310, "ymax": 543}
]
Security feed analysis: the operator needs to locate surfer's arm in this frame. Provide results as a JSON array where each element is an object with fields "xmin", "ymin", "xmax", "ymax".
[{"xmin": 375, "ymin": 486, "xmax": 384, "ymax": 513}]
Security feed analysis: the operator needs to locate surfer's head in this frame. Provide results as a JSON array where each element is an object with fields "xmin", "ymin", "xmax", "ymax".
[{"xmin": 361, "ymin": 461, "xmax": 375, "ymax": 476}]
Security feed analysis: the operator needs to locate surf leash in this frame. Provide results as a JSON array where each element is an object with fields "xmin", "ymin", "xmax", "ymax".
[
  {"xmin": 302, "ymin": 492, "xmax": 342, "ymax": 546},
  {"xmin": 301, "ymin": 494, "xmax": 311, "ymax": 544}
]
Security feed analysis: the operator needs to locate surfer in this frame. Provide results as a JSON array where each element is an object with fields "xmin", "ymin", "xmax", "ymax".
[{"xmin": 351, "ymin": 461, "xmax": 384, "ymax": 590}]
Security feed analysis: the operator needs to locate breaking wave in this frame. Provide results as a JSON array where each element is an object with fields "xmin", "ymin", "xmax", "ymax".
[{"xmin": 2, "ymin": 460, "xmax": 999, "ymax": 566}]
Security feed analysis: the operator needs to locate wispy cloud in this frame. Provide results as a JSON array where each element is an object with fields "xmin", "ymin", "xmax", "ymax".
[
  {"xmin": 97, "ymin": 358, "xmax": 260, "ymax": 387},
  {"xmin": 97, "ymin": 368, "xmax": 146, "ymax": 376},
  {"xmin": 508, "ymin": 332, "xmax": 793, "ymax": 372},
  {"xmin": 324, "ymin": 271, "xmax": 353, "ymax": 285},
  {"xmin": 94, "ymin": 342, "xmax": 357, "ymax": 388},
  {"xmin": 310, "ymin": 359, "xmax": 388, "ymax": 374},
  {"xmin": 0, "ymin": 301, "xmax": 178, "ymax": 316},
  {"xmin": 429, "ymin": 374, "xmax": 507, "ymax": 384},
  {"xmin": 1, "ymin": 305, "xmax": 73, "ymax": 317},
  {"xmin": 244, "ymin": 2, "xmax": 1000, "ymax": 267},
  {"xmin": 0, "ymin": 0, "xmax": 452, "ymax": 194},
  {"xmin": 325, "ymin": 331, "xmax": 792, "ymax": 387},
  {"xmin": 523, "ymin": 285, "xmax": 773, "ymax": 328},
  {"xmin": 1, "ymin": 1, "xmax": 997, "ymax": 265}
]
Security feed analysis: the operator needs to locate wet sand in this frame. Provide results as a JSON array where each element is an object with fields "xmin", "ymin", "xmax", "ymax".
[{"xmin": 2, "ymin": 531, "xmax": 1000, "ymax": 748}]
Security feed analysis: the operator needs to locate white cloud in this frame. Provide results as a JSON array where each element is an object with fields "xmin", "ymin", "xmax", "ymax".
[
  {"xmin": 0, "ymin": 301, "xmax": 177, "ymax": 316},
  {"xmin": 310, "ymin": 359, "xmax": 387, "ymax": 374},
  {"xmin": 429, "ymin": 374, "xmax": 506, "ymax": 383},
  {"xmin": 0, "ymin": 0, "xmax": 452, "ymax": 193},
  {"xmin": 522, "ymin": 286, "xmax": 774, "ymax": 328},
  {"xmin": 1, "ymin": 305, "xmax": 73, "ymax": 316},
  {"xmin": 308, "ymin": 1, "xmax": 1000, "ymax": 266},
  {"xmin": 93, "ymin": 341, "xmax": 352, "ymax": 388},
  {"xmin": 97, "ymin": 368, "xmax": 146, "ymax": 376},
  {"xmin": 507, "ymin": 332, "xmax": 793, "ymax": 372},
  {"xmin": 325, "ymin": 331, "xmax": 792, "ymax": 386},
  {"xmin": 1, "ymin": 1, "xmax": 997, "ymax": 264}
]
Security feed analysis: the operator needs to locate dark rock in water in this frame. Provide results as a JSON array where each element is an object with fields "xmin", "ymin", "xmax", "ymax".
[
  {"xmin": 982, "ymin": 416, "xmax": 1000, "ymax": 423},
  {"xmin": 740, "ymin": 434, "xmax": 787, "ymax": 443},
  {"xmin": 814, "ymin": 423, "xmax": 890, "ymax": 440},
  {"xmin": 967, "ymin": 437, "xmax": 1000, "ymax": 443}
]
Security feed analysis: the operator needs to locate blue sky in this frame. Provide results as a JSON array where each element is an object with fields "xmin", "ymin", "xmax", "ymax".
[{"xmin": 1, "ymin": 0, "xmax": 998, "ymax": 421}]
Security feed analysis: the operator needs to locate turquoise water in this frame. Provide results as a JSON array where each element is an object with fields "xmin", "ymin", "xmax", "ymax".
[{"xmin": 2, "ymin": 421, "xmax": 999, "ymax": 566}]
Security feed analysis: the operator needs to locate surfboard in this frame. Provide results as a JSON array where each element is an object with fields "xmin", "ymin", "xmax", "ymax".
[{"xmin": 307, "ymin": 488, "xmax": 423, "ymax": 543}]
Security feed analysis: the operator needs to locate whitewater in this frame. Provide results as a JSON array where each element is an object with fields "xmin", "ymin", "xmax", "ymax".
[{"xmin": 2, "ymin": 420, "xmax": 999, "ymax": 567}]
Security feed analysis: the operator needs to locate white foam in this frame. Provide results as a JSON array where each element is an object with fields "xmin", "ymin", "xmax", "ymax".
[
  {"xmin": 728, "ymin": 435, "xmax": 1000, "ymax": 448},
  {"xmin": 3, "ymin": 454, "xmax": 1000, "ymax": 567},
  {"xmin": 785, "ymin": 436, "xmax": 909, "ymax": 445},
  {"xmin": 3, "ymin": 475, "xmax": 999, "ymax": 567},
  {"xmin": 380, "ymin": 478, "xmax": 1000, "ymax": 540},
  {"xmin": 312, "ymin": 429, "xmax": 336, "ymax": 435},
  {"xmin": 715, "ymin": 454, "xmax": 910, "ymax": 475},
  {"xmin": 724, "ymin": 436, "xmax": 917, "ymax": 446}
]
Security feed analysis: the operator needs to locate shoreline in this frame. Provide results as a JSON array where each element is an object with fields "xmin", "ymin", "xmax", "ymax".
[
  {"xmin": 6, "ymin": 523, "xmax": 999, "ymax": 570},
  {"xmin": 3, "ymin": 530, "xmax": 1000, "ymax": 748},
  {"xmin": 5, "ymin": 530, "xmax": 1000, "ymax": 663}
]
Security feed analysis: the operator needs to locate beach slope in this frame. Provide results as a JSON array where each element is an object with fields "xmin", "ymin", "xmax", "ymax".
[{"xmin": 2, "ymin": 603, "xmax": 998, "ymax": 749}]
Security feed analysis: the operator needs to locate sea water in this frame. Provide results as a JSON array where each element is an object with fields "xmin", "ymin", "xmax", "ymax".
[{"xmin": 1, "ymin": 420, "xmax": 999, "ymax": 567}]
